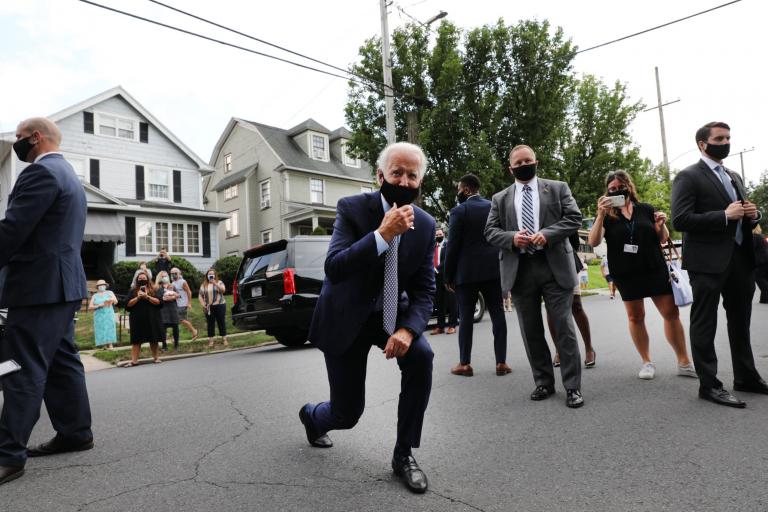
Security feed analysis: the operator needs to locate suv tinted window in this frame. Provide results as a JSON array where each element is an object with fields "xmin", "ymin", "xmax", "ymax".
[
  {"xmin": 293, "ymin": 240, "xmax": 328, "ymax": 280},
  {"xmin": 240, "ymin": 250, "xmax": 287, "ymax": 280}
]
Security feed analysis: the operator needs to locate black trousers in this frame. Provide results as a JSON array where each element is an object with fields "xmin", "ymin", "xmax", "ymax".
[
  {"xmin": 434, "ymin": 273, "xmax": 457, "ymax": 329},
  {"xmin": 755, "ymin": 265, "xmax": 768, "ymax": 303},
  {"xmin": 0, "ymin": 301, "xmax": 93, "ymax": 467},
  {"xmin": 206, "ymin": 304, "xmax": 227, "ymax": 338},
  {"xmin": 455, "ymin": 279, "xmax": 507, "ymax": 364},
  {"xmin": 163, "ymin": 323, "xmax": 180, "ymax": 349},
  {"xmin": 688, "ymin": 246, "xmax": 762, "ymax": 390},
  {"xmin": 308, "ymin": 313, "xmax": 433, "ymax": 450}
]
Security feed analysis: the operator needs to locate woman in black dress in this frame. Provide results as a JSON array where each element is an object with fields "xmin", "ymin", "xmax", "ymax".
[
  {"xmin": 588, "ymin": 170, "xmax": 694, "ymax": 380},
  {"xmin": 125, "ymin": 269, "xmax": 164, "ymax": 366}
]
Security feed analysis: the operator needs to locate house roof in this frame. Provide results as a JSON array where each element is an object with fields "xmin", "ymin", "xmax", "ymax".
[
  {"xmin": 212, "ymin": 165, "xmax": 256, "ymax": 192},
  {"xmin": 286, "ymin": 118, "xmax": 330, "ymax": 136},
  {"xmin": 329, "ymin": 127, "xmax": 352, "ymax": 141},
  {"xmin": 0, "ymin": 86, "xmax": 213, "ymax": 174},
  {"xmin": 240, "ymin": 119, "xmax": 373, "ymax": 182}
]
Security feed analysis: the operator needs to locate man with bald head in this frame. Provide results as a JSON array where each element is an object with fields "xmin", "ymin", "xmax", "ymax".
[
  {"xmin": 300, "ymin": 142, "xmax": 436, "ymax": 493},
  {"xmin": 0, "ymin": 117, "xmax": 92, "ymax": 486}
]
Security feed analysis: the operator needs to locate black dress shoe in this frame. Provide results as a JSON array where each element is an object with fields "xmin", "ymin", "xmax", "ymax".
[
  {"xmin": 0, "ymin": 465, "xmax": 24, "ymax": 486},
  {"xmin": 298, "ymin": 404, "xmax": 333, "ymax": 448},
  {"xmin": 27, "ymin": 435, "xmax": 94, "ymax": 457},
  {"xmin": 530, "ymin": 385, "xmax": 555, "ymax": 401},
  {"xmin": 733, "ymin": 379, "xmax": 768, "ymax": 395},
  {"xmin": 566, "ymin": 389, "xmax": 584, "ymax": 408},
  {"xmin": 392, "ymin": 454, "xmax": 428, "ymax": 493},
  {"xmin": 698, "ymin": 387, "xmax": 746, "ymax": 408}
]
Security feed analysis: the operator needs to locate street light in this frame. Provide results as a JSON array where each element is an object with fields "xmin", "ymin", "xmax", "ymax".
[{"xmin": 424, "ymin": 10, "xmax": 448, "ymax": 26}]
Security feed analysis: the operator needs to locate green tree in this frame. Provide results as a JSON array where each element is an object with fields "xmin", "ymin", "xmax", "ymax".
[{"xmin": 748, "ymin": 170, "xmax": 768, "ymax": 232}]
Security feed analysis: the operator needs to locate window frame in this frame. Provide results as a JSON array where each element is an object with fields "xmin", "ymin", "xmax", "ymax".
[
  {"xmin": 307, "ymin": 132, "xmax": 329, "ymax": 162},
  {"xmin": 225, "ymin": 210, "xmax": 240, "ymax": 238},
  {"xmin": 94, "ymin": 111, "xmax": 139, "ymax": 142},
  {"xmin": 135, "ymin": 218, "xmax": 203, "ymax": 256},
  {"xmin": 261, "ymin": 229, "xmax": 273, "ymax": 244},
  {"xmin": 146, "ymin": 167, "xmax": 172, "ymax": 202},
  {"xmin": 309, "ymin": 178, "xmax": 325, "ymax": 205},
  {"xmin": 224, "ymin": 153, "xmax": 232, "ymax": 173},
  {"xmin": 224, "ymin": 183, "xmax": 239, "ymax": 201},
  {"xmin": 260, "ymin": 179, "xmax": 271, "ymax": 209},
  {"xmin": 341, "ymin": 141, "xmax": 361, "ymax": 168}
]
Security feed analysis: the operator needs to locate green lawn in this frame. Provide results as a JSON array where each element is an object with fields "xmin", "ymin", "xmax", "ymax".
[
  {"xmin": 586, "ymin": 263, "xmax": 609, "ymax": 290},
  {"xmin": 75, "ymin": 295, "xmax": 243, "ymax": 350}
]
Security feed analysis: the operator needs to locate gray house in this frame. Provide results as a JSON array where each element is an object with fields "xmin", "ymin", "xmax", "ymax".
[
  {"xmin": 0, "ymin": 86, "xmax": 229, "ymax": 281},
  {"xmin": 205, "ymin": 117, "xmax": 374, "ymax": 255}
]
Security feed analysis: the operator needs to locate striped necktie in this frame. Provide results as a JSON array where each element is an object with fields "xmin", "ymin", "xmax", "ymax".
[
  {"xmin": 383, "ymin": 235, "xmax": 400, "ymax": 335},
  {"xmin": 715, "ymin": 165, "xmax": 742, "ymax": 245},
  {"xmin": 521, "ymin": 185, "xmax": 536, "ymax": 254}
]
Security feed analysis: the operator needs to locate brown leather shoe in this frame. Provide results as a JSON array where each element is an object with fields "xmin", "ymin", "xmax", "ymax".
[
  {"xmin": 496, "ymin": 363, "xmax": 512, "ymax": 376},
  {"xmin": 430, "ymin": 328, "xmax": 444, "ymax": 335},
  {"xmin": 450, "ymin": 363, "xmax": 473, "ymax": 376},
  {"xmin": 445, "ymin": 327, "xmax": 456, "ymax": 334}
]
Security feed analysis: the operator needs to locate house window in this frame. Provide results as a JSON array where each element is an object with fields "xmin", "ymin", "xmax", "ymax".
[
  {"xmin": 342, "ymin": 142, "xmax": 361, "ymax": 167},
  {"xmin": 310, "ymin": 134, "xmax": 328, "ymax": 161},
  {"xmin": 310, "ymin": 178, "xmax": 324, "ymax": 204},
  {"xmin": 226, "ymin": 210, "xmax": 240, "ymax": 238},
  {"xmin": 260, "ymin": 179, "xmax": 271, "ymax": 209},
  {"xmin": 361, "ymin": 186, "xmax": 373, "ymax": 194},
  {"xmin": 136, "ymin": 219, "xmax": 202, "ymax": 255},
  {"xmin": 224, "ymin": 153, "xmax": 232, "ymax": 173},
  {"xmin": 224, "ymin": 184, "xmax": 238, "ymax": 200},
  {"xmin": 67, "ymin": 156, "xmax": 87, "ymax": 180},
  {"xmin": 95, "ymin": 112, "xmax": 138, "ymax": 141},
  {"xmin": 147, "ymin": 168, "xmax": 171, "ymax": 201},
  {"xmin": 261, "ymin": 229, "xmax": 273, "ymax": 244}
]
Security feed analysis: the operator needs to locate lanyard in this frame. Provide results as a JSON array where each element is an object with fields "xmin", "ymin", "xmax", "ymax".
[{"xmin": 624, "ymin": 218, "xmax": 635, "ymax": 245}]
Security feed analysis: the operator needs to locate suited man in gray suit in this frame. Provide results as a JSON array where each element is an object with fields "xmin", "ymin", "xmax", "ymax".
[{"xmin": 485, "ymin": 144, "xmax": 584, "ymax": 408}]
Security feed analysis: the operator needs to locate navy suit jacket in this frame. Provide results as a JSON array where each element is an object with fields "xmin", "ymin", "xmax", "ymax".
[
  {"xmin": 308, "ymin": 191, "xmax": 436, "ymax": 356},
  {"xmin": 0, "ymin": 154, "xmax": 88, "ymax": 307},
  {"xmin": 444, "ymin": 195, "xmax": 500, "ymax": 286}
]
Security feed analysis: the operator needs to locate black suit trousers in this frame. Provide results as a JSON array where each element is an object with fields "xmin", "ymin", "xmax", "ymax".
[
  {"xmin": 688, "ymin": 245, "xmax": 761, "ymax": 389},
  {"xmin": 309, "ymin": 314, "xmax": 433, "ymax": 449},
  {"xmin": 755, "ymin": 265, "xmax": 768, "ymax": 303},
  {"xmin": 455, "ymin": 280, "xmax": 507, "ymax": 364},
  {"xmin": 0, "ymin": 301, "xmax": 92, "ymax": 467},
  {"xmin": 434, "ymin": 273, "xmax": 457, "ymax": 329}
]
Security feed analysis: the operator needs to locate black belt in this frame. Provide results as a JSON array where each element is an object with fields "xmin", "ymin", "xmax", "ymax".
[{"xmin": 519, "ymin": 250, "xmax": 546, "ymax": 259}]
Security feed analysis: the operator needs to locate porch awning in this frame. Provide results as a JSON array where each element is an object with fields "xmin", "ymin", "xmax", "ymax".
[{"xmin": 84, "ymin": 212, "xmax": 125, "ymax": 243}]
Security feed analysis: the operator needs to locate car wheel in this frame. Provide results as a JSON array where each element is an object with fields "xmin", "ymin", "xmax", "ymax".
[
  {"xmin": 473, "ymin": 293, "xmax": 486, "ymax": 323},
  {"xmin": 274, "ymin": 330, "xmax": 309, "ymax": 347}
]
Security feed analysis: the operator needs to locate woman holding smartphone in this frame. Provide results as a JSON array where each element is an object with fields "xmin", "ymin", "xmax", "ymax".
[
  {"xmin": 199, "ymin": 268, "xmax": 228, "ymax": 348},
  {"xmin": 588, "ymin": 170, "xmax": 695, "ymax": 380},
  {"xmin": 125, "ymin": 269, "xmax": 164, "ymax": 366}
]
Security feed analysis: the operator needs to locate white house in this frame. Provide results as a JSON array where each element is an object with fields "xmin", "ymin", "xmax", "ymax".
[{"xmin": 0, "ymin": 86, "xmax": 229, "ymax": 282}]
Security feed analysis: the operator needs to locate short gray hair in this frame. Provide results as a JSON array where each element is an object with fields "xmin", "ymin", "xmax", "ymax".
[{"xmin": 376, "ymin": 142, "xmax": 428, "ymax": 178}]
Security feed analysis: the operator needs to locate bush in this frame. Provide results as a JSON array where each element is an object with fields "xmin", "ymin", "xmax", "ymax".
[
  {"xmin": 587, "ymin": 257, "xmax": 602, "ymax": 266},
  {"xmin": 213, "ymin": 255, "xmax": 241, "ymax": 294},
  {"xmin": 166, "ymin": 256, "xmax": 204, "ymax": 294},
  {"xmin": 111, "ymin": 257, "xmax": 203, "ymax": 298},
  {"xmin": 111, "ymin": 261, "xmax": 141, "ymax": 297},
  {"xmin": 311, "ymin": 226, "xmax": 327, "ymax": 235}
]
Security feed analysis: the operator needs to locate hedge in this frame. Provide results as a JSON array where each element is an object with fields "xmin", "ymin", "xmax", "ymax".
[
  {"xmin": 213, "ymin": 255, "xmax": 241, "ymax": 295},
  {"xmin": 111, "ymin": 256, "xmax": 203, "ymax": 298}
]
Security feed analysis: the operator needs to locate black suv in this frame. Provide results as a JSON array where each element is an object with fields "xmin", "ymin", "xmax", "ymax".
[{"xmin": 232, "ymin": 237, "xmax": 485, "ymax": 347}]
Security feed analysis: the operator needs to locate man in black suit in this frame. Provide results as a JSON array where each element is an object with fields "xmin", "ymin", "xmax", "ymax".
[
  {"xmin": 672, "ymin": 121, "xmax": 765, "ymax": 408},
  {"xmin": 430, "ymin": 228, "xmax": 457, "ymax": 335},
  {"xmin": 0, "ymin": 118, "xmax": 93, "ymax": 486},
  {"xmin": 444, "ymin": 174, "xmax": 510, "ymax": 377}
]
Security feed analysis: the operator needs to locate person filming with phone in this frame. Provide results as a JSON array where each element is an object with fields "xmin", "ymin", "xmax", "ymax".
[
  {"xmin": 588, "ymin": 170, "xmax": 695, "ymax": 381},
  {"xmin": 199, "ymin": 268, "xmax": 228, "ymax": 348},
  {"xmin": 125, "ymin": 269, "xmax": 164, "ymax": 366}
]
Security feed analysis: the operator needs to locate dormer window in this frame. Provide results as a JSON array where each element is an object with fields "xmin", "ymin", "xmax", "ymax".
[
  {"xmin": 341, "ymin": 141, "xmax": 361, "ymax": 168},
  {"xmin": 95, "ymin": 111, "xmax": 138, "ymax": 141},
  {"xmin": 310, "ymin": 133, "xmax": 329, "ymax": 161},
  {"xmin": 224, "ymin": 153, "xmax": 232, "ymax": 173}
]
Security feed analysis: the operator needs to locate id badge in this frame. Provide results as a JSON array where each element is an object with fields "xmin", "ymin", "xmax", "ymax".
[{"xmin": 624, "ymin": 244, "xmax": 639, "ymax": 254}]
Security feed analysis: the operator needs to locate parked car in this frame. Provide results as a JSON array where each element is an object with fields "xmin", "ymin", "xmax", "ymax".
[{"xmin": 232, "ymin": 237, "xmax": 485, "ymax": 347}]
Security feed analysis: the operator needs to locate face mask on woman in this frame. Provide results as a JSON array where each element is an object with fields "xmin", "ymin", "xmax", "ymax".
[
  {"xmin": 97, "ymin": 285, "xmax": 106, "ymax": 292},
  {"xmin": 207, "ymin": 274, "xmax": 215, "ymax": 281},
  {"xmin": 161, "ymin": 277, "xmax": 169, "ymax": 284}
]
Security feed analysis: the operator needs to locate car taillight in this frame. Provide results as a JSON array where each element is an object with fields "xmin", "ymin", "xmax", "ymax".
[
  {"xmin": 283, "ymin": 268, "xmax": 296, "ymax": 295},
  {"xmin": 232, "ymin": 279, "xmax": 239, "ymax": 304}
]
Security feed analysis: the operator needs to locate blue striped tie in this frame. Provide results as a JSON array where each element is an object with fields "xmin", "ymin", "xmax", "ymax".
[
  {"xmin": 522, "ymin": 185, "xmax": 535, "ymax": 254},
  {"xmin": 383, "ymin": 235, "xmax": 400, "ymax": 335},
  {"xmin": 715, "ymin": 165, "xmax": 742, "ymax": 245}
]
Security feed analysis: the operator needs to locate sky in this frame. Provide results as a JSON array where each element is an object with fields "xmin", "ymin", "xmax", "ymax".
[{"xmin": 1, "ymin": 0, "xmax": 766, "ymax": 183}]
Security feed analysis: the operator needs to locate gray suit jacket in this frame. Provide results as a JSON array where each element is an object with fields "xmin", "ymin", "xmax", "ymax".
[{"xmin": 484, "ymin": 178, "xmax": 582, "ymax": 292}]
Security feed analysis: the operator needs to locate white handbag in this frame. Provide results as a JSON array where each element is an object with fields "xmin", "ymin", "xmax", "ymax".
[{"xmin": 665, "ymin": 241, "xmax": 693, "ymax": 307}]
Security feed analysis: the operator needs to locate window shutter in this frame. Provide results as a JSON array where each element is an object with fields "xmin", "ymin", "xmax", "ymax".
[
  {"xmin": 135, "ymin": 165, "xmax": 145, "ymax": 200},
  {"xmin": 202, "ymin": 222, "xmax": 211, "ymax": 257},
  {"xmin": 173, "ymin": 170, "xmax": 181, "ymax": 203},
  {"xmin": 125, "ymin": 217, "xmax": 136, "ymax": 256},
  {"xmin": 139, "ymin": 122, "xmax": 149, "ymax": 143},
  {"xmin": 84, "ymin": 112, "xmax": 94, "ymax": 134},
  {"xmin": 89, "ymin": 159, "xmax": 100, "ymax": 188}
]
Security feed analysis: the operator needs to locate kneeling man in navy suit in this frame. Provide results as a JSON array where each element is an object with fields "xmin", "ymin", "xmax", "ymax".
[{"xmin": 300, "ymin": 142, "xmax": 436, "ymax": 493}]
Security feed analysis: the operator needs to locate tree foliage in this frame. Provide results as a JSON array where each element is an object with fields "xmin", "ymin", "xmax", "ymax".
[
  {"xmin": 345, "ymin": 19, "xmax": 647, "ymax": 223},
  {"xmin": 748, "ymin": 170, "xmax": 768, "ymax": 232}
]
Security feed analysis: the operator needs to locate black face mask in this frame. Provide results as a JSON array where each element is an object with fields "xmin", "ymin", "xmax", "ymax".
[
  {"xmin": 379, "ymin": 176, "xmax": 419, "ymax": 206},
  {"xmin": 137, "ymin": 280, "xmax": 147, "ymax": 286},
  {"xmin": 705, "ymin": 142, "xmax": 730, "ymax": 160},
  {"xmin": 435, "ymin": 236, "xmax": 444, "ymax": 243},
  {"xmin": 13, "ymin": 136, "xmax": 35, "ymax": 163},
  {"xmin": 456, "ymin": 192, "xmax": 468, "ymax": 204},
  {"xmin": 606, "ymin": 188, "xmax": 629, "ymax": 197},
  {"xmin": 511, "ymin": 163, "xmax": 537, "ymax": 182}
]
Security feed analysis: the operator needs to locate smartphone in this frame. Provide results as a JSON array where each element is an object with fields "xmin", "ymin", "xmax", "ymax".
[
  {"xmin": 608, "ymin": 195, "xmax": 625, "ymax": 207},
  {"xmin": 140, "ymin": 286, "xmax": 147, "ymax": 293},
  {"xmin": 0, "ymin": 359, "xmax": 21, "ymax": 377}
]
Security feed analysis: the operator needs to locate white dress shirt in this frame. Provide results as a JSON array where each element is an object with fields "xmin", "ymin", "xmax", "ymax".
[
  {"xmin": 513, "ymin": 176, "xmax": 540, "ymax": 233},
  {"xmin": 701, "ymin": 153, "xmax": 736, "ymax": 225},
  {"xmin": 374, "ymin": 194, "xmax": 398, "ymax": 256}
]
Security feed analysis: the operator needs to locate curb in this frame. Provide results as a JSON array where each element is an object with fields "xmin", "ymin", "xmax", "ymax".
[{"xmin": 113, "ymin": 340, "xmax": 280, "ymax": 368}]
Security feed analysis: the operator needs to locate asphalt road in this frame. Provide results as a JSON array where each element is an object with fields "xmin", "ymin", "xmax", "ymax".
[{"xmin": 2, "ymin": 293, "xmax": 768, "ymax": 511}]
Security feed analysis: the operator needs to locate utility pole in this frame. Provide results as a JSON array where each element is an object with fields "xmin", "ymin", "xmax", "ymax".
[
  {"xmin": 727, "ymin": 147, "xmax": 756, "ymax": 181},
  {"xmin": 379, "ymin": 0, "xmax": 396, "ymax": 144},
  {"xmin": 643, "ymin": 67, "xmax": 680, "ymax": 181}
]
